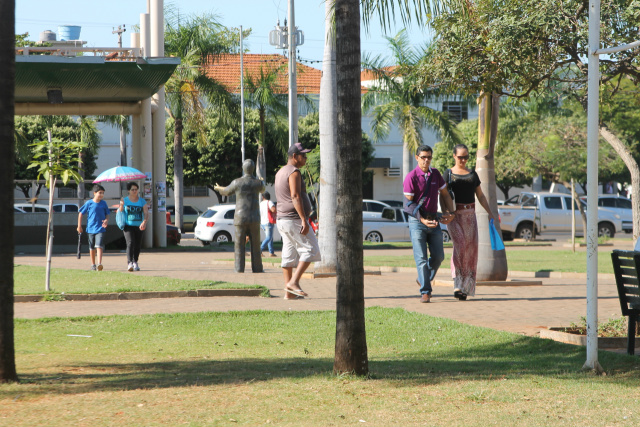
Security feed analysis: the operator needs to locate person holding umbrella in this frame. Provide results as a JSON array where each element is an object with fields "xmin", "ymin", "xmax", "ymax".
[
  {"xmin": 77, "ymin": 184, "xmax": 110, "ymax": 271},
  {"xmin": 118, "ymin": 182, "xmax": 149, "ymax": 271},
  {"xmin": 93, "ymin": 166, "xmax": 148, "ymax": 272}
]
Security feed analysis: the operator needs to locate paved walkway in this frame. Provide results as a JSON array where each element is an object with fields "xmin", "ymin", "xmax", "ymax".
[{"xmin": 13, "ymin": 241, "xmax": 627, "ymax": 337}]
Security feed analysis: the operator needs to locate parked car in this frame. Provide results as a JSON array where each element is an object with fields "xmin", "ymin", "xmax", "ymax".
[
  {"xmin": 14, "ymin": 203, "xmax": 78, "ymax": 213},
  {"xmin": 580, "ymin": 195, "xmax": 632, "ymax": 233},
  {"xmin": 14, "ymin": 203, "xmax": 49, "ymax": 213},
  {"xmin": 363, "ymin": 207, "xmax": 451, "ymax": 243},
  {"xmin": 52, "ymin": 203, "xmax": 79, "ymax": 212},
  {"xmin": 498, "ymin": 192, "xmax": 624, "ymax": 240},
  {"xmin": 362, "ymin": 199, "xmax": 391, "ymax": 219},
  {"xmin": 167, "ymin": 205, "xmax": 202, "ymax": 232},
  {"xmin": 194, "ymin": 204, "xmax": 282, "ymax": 245}
]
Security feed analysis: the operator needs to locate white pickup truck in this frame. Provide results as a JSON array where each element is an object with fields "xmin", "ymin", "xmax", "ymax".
[
  {"xmin": 498, "ymin": 192, "xmax": 624, "ymax": 240},
  {"xmin": 363, "ymin": 207, "xmax": 451, "ymax": 243}
]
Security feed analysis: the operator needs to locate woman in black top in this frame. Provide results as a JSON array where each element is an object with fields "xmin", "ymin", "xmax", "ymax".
[{"xmin": 445, "ymin": 144, "xmax": 494, "ymax": 300}]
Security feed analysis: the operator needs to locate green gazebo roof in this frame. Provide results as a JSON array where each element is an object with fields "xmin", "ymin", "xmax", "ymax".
[{"xmin": 15, "ymin": 55, "xmax": 180, "ymax": 103}]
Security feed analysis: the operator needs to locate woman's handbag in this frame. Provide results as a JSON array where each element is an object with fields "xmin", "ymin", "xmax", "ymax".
[
  {"xmin": 489, "ymin": 218, "xmax": 505, "ymax": 251},
  {"xmin": 116, "ymin": 209, "xmax": 126, "ymax": 230}
]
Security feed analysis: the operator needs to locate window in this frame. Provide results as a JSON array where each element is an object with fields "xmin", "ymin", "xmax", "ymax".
[
  {"xmin": 224, "ymin": 210, "xmax": 235, "ymax": 220},
  {"xmin": 381, "ymin": 208, "xmax": 395, "ymax": 221},
  {"xmin": 599, "ymin": 198, "xmax": 616, "ymax": 208},
  {"xmin": 366, "ymin": 202, "xmax": 387, "ymax": 213},
  {"xmin": 564, "ymin": 197, "xmax": 579, "ymax": 210},
  {"xmin": 543, "ymin": 196, "xmax": 563, "ymax": 209},
  {"xmin": 617, "ymin": 198, "xmax": 632, "ymax": 209},
  {"xmin": 58, "ymin": 187, "xmax": 78, "ymax": 198},
  {"xmin": 442, "ymin": 101, "xmax": 468, "ymax": 123},
  {"xmin": 202, "ymin": 209, "xmax": 216, "ymax": 219},
  {"xmin": 183, "ymin": 186, "xmax": 209, "ymax": 197}
]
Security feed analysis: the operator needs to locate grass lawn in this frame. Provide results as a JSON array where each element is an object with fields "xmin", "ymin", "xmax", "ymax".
[
  {"xmin": 2, "ymin": 308, "xmax": 639, "ymax": 426},
  {"xmin": 13, "ymin": 265, "xmax": 268, "ymax": 296}
]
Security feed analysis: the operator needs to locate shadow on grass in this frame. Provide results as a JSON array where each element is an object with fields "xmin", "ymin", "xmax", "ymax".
[{"xmin": 8, "ymin": 335, "xmax": 640, "ymax": 398}]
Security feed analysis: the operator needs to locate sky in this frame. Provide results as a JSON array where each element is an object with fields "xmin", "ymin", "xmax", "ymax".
[{"xmin": 15, "ymin": 0, "xmax": 433, "ymax": 69}]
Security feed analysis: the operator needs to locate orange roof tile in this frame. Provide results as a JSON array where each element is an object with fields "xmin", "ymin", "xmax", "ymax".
[{"xmin": 203, "ymin": 53, "xmax": 321, "ymax": 95}]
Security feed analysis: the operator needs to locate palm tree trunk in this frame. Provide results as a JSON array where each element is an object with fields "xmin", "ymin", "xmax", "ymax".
[
  {"xmin": 475, "ymin": 92, "xmax": 508, "ymax": 281},
  {"xmin": 599, "ymin": 125, "xmax": 640, "ymax": 242},
  {"xmin": 0, "ymin": 0, "xmax": 19, "ymax": 383},
  {"xmin": 334, "ymin": 0, "xmax": 368, "ymax": 376},
  {"xmin": 402, "ymin": 142, "xmax": 411, "ymax": 179},
  {"xmin": 316, "ymin": 0, "xmax": 338, "ymax": 274},
  {"xmin": 173, "ymin": 119, "xmax": 184, "ymax": 232}
]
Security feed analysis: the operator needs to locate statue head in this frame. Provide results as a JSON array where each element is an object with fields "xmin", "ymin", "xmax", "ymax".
[{"xmin": 242, "ymin": 159, "xmax": 255, "ymax": 176}]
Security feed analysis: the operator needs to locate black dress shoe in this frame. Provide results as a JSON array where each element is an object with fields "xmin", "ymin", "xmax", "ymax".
[{"xmin": 454, "ymin": 291, "xmax": 467, "ymax": 300}]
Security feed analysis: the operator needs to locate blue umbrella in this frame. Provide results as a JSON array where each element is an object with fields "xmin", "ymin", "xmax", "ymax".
[{"xmin": 93, "ymin": 166, "xmax": 147, "ymax": 183}]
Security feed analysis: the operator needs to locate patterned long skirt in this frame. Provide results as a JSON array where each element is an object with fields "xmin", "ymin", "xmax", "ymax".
[{"xmin": 448, "ymin": 208, "xmax": 479, "ymax": 296}]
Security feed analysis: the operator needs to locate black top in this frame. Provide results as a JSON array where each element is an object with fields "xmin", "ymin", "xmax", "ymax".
[{"xmin": 446, "ymin": 169, "xmax": 481, "ymax": 204}]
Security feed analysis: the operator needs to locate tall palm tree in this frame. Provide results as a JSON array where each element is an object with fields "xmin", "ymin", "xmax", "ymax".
[
  {"xmin": 242, "ymin": 64, "xmax": 288, "ymax": 173},
  {"xmin": 164, "ymin": 12, "xmax": 238, "ymax": 231},
  {"xmin": 316, "ymin": 0, "xmax": 339, "ymax": 275},
  {"xmin": 334, "ymin": 0, "xmax": 368, "ymax": 376},
  {"xmin": 362, "ymin": 30, "xmax": 461, "ymax": 179},
  {"xmin": 0, "ymin": 0, "xmax": 19, "ymax": 384}
]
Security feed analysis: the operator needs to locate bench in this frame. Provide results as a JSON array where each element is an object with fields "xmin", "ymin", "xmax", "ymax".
[{"xmin": 611, "ymin": 250, "xmax": 640, "ymax": 355}]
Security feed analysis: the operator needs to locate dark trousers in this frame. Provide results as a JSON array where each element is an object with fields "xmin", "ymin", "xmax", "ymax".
[
  {"xmin": 234, "ymin": 222, "xmax": 263, "ymax": 273},
  {"xmin": 123, "ymin": 225, "xmax": 143, "ymax": 263}
]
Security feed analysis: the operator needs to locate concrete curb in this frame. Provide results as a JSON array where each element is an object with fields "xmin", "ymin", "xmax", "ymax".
[
  {"xmin": 14, "ymin": 288, "xmax": 265, "ymax": 303},
  {"xmin": 208, "ymin": 260, "xmax": 614, "ymax": 281}
]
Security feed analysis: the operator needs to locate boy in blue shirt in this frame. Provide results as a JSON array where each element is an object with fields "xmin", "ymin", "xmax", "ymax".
[{"xmin": 77, "ymin": 184, "xmax": 110, "ymax": 271}]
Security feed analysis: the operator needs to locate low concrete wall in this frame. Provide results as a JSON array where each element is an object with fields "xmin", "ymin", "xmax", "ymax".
[{"xmin": 15, "ymin": 212, "xmax": 124, "ymax": 254}]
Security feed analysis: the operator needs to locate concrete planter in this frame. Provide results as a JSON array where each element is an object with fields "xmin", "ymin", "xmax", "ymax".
[{"xmin": 540, "ymin": 327, "xmax": 639, "ymax": 350}]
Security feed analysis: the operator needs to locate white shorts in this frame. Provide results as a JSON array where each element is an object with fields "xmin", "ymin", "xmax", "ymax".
[{"xmin": 277, "ymin": 218, "xmax": 322, "ymax": 268}]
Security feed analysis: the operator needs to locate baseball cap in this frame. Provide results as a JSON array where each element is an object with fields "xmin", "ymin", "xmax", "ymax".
[{"xmin": 287, "ymin": 142, "xmax": 311, "ymax": 156}]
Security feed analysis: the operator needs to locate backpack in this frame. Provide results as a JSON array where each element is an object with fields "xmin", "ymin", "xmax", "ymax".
[{"xmin": 268, "ymin": 203, "xmax": 277, "ymax": 224}]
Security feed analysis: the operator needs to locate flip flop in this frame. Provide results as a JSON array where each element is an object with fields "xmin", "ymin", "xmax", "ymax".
[
  {"xmin": 285, "ymin": 287, "xmax": 308, "ymax": 297},
  {"xmin": 283, "ymin": 294, "xmax": 305, "ymax": 300}
]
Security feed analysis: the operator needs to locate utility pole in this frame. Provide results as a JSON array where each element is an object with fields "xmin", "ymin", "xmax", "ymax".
[
  {"xmin": 112, "ymin": 25, "xmax": 126, "ymax": 48},
  {"xmin": 287, "ymin": 0, "xmax": 297, "ymax": 147},
  {"xmin": 240, "ymin": 26, "xmax": 245, "ymax": 162},
  {"xmin": 269, "ymin": 3, "xmax": 304, "ymax": 148}
]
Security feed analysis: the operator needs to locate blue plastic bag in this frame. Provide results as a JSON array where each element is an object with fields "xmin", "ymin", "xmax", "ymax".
[
  {"xmin": 116, "ymin": 209, "xmax": 126, "ymax": 230},
  {"xmin": 489, "ymin": 218, "xmax": 505, "ymax": 251}
]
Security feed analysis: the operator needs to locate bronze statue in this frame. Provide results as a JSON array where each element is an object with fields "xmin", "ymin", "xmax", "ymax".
[{"xmin": 214, "ymin": 159, "xmax": 265, "ymax": 273}]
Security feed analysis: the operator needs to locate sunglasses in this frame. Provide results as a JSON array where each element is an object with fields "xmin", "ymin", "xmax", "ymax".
[
  {"xmin": 456, "ymin": 155, "xmax": 470, "ymax": 160},
  {"xmin": 418, "ymin": 155, "xmax": 433, "ymax": 161}
]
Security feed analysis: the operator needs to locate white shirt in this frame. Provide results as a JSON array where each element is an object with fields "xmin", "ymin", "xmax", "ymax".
[{"xmin": 260, "ymin": 199, "xmax": 275, "ymax": 224}]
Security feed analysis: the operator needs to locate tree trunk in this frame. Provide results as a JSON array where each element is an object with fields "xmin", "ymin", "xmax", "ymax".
[
  {"xmin": 316, "ymin": 0, "xmax": 338, "ymax": 274},
  {"xmin": 173, "ymin": 119, "xmax": 184, "ymax": 232},
  {"xmin": 77, "ymin": 152, "xmax": 85, "ymax": 206},
  {"xmin": 599, "ymin": 125, "xmax": 640, "ymax": 242},
  {"xmin": 475, "ymin": 92, "xmax": 508, "ymax": 281},
  {"xmin": 0, "ymin": 0, "xmax": 19, "ymax": 383},
  {"xmin": 402, "ymin": 142, "xmax": 411, "ymax": 180},
  {"xmin": 561, "ymin": 180, "xmax": 588, "ymax": 238},
  {"xmin": 334, "ymin": 0, "xmax": 368, "ymax": 376}
]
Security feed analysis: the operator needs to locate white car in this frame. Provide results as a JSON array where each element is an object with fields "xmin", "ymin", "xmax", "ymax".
[
  {"xmin": 14, "ymin": 203, "xmax": 49, "ymax": 213},
  {"xmin": 362, "ymin": 199, "xmax": 391, "ymax": 219},
  {"xmin": 581, "ymin": 195, "xmax": 633, "ymax": 233},
  {"xmin": 15, "ymin": 203, "xmax": 79, "ymax": 213},
  {"xmin": 194, "ymin": 204, "xmax": 282, "ymax": 244}
]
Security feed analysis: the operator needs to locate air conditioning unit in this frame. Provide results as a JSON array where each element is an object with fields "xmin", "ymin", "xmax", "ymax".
[{"xmin": 383, "ymin": 167, "xmax": 401, "ymax": 177}]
